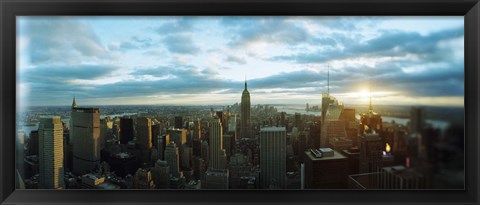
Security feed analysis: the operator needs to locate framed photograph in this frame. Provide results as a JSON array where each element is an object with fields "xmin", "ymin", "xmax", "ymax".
[{"xmin": 1, "ymin": 0, "xmax": 479, "ymax": 204}]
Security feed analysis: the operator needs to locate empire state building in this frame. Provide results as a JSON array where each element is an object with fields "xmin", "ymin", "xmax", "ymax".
[{"xmin": 240, "ymin": 80, "xmax": 251, "ymax": 139}]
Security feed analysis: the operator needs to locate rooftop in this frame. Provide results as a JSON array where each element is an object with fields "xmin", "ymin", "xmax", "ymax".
[
  {"xmin": 260, "ymin": 127, "xmax": 286, "ymax": 132},
  {"xmin": 305, "ymin": 149, "xmax": 347, "ymax": 161},
  {"xmin": 72, "ymin": 107, "xmax": 100, "ymax": 113}
]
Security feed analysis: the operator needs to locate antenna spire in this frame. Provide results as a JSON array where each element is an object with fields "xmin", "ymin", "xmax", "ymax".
[
  {"xmin": 72, "ymin": 94, "xmax": 77, "ymax": 109},
  {"xmin": 244, "ymin": 74, "xmax": 247, "ymax": 90},
  {"xmin": 369, "ymin": 83, "xmax": 373, "ymax": 112},
  {"xmin": 327, "ymin": 64, "xmax": 330, "ymax": 95}
]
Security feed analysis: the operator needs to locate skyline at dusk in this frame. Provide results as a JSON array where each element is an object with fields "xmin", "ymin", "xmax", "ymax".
[{"xmin": 16, "ymin": 16, "xmax": 464, "ymax": 107}]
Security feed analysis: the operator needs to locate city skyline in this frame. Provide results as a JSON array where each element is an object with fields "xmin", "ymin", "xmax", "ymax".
[{"xmin": 17, "ymin": 16, "xmax": 464, "ymax": 107}]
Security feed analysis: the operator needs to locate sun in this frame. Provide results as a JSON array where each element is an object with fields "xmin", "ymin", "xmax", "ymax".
[{"xmin": 358, "ymin": 89, "xmax": 370, "ymax": 98}]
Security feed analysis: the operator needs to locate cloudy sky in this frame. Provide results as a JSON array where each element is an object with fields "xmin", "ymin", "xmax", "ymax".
[{"xmin": 16, "ymin": 16, "xmax": 464, "ymax": 108}]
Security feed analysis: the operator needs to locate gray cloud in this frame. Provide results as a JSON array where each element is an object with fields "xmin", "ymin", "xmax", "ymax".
[
  {"xmin": 270, "ymin": 27, "xmax": 463, "ymax": 64},
  {"xmin": 220, "ymin": 17, "xmax": 311, "ymax": 47},
  {"xmin": 18, "ymin": 17, "xmax": 464, "ymax": 106},
  {"xmin": 225, "ymin": 55, "xmax": 247, "ymax": 64},
  {"xmin": 22, "ymin": 17, "xmax": 107, "ymax": 65},
  {"xmin": 162, "ymin": 35, "xmax": 200, "ymax": 54}
]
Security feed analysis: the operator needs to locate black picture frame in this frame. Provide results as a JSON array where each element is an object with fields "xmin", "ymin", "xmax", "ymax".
[{"xmin": 1, "ymin": 0, "xmax": 479, "ymax": 204}]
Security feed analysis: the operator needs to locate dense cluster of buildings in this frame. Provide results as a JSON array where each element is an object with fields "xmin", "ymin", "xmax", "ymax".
[{"xmin": 16, "ymin": 78, "xmax": 464, "ymax": 190}]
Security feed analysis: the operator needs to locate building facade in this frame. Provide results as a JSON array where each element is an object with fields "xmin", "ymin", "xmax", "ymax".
[
  {"xmin": 240, "ymin": 80, "xmax": 251, "ymax": 139},
  {"xmin": 259, "ymin": 127, "xmax": 286, "ymax": 189},
  {"xmin": 136, "ymin": 117, "xmax": 153, "ymax": 163},
  {"xmin": 165, "ymin": 141, "xmax": 181, "ymax": 177},
  {"xmin": 38, "ymin": 116, "xmax": 64, "ymax": 189},
  {"xmin": 71, "ymin": 105, "xmax": 100, "ymax": 175}
]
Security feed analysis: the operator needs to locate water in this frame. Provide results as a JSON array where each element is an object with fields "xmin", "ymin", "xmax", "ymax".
[
  {"xmin": 276, "ymin": 105, "xmax": 321, "ymax": 116},
  {"xmin": 20, "ymin": 112, "xmax": 137, "ymax": 138},
  {"xmin": 276, "ymin": 104, "xmax": 450, "ymax": 131}
]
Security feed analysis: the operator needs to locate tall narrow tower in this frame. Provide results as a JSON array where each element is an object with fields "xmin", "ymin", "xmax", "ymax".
[
  {"xmin": 39, "ymin": 116, "xmax": 64, "ymax": 189},
  {"xmin": 209, "ymin": 117, "xmax": 226, "ymax": 169},
  {"xmin": 240, "ymin": 79, "xmax": 251, "ymax": 139},
  {"xmin": 137, "ymin": 117, "xmax": 153, "ymax": 163}
]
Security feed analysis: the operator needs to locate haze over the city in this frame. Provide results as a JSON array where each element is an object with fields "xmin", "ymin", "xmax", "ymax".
[{"xmin": 16, "ymin": 16, "xmax": 464, "ymax": 108}]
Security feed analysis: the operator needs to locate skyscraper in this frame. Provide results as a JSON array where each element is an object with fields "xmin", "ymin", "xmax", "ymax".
[
  {"xmin": 38, "ymin": 116, "xmax": 64, "ymax": 189},
  {"xmin": 100, "ymin": 117, "xmax": 113, "ymax": 150},
  {"xmin": 194, "ymin": 118, "xmax": 201, "ymax": 140},
  {"xmin": 240, "ymin": 80, "xmax": 251, "ymax": 139},
  {"xmin": 119, "ymin": 118, "xmax": 134, "ymax": 144},
  {"xmin": 153, "ymin": 160, "xmax": 170, "ymax": 189},
  {"xmin": 209, "ymin": 117, "xmax": 227, "ymax": 170},
  {"xmin": 304, "ymin": 148, "xmax": 348, "ymax": 189},
  {"xmin": 167, "ymin": 128, "xmax": 187, "ymax": 148},
  {"xmin": 71, "ymin": 99, "xmax": 100, "ymax": 176},
  {"xmin": 410, "ymin": 107, "xmax": 425, "ymax": 134},
  {"xmin": 165, "ymin": 141, "xmax": 180, "ymax": 177},
  {"xmin": 174, "ymin": 116, "xmax": 183, "ymax": 129},
  {"xmin": 260, "ymin": 127, "xmax": 286, "ymax": 189},
  {"xmin": 359, "ymin": 133, "xmax": 384, "ymax": 173},
  {"xmin": 157, "ymin": 134, "xmax": 170, "ymax": 161},
  {"xmin": 136, "ymin": 117, "xmax": 153, "ymax": 163}
]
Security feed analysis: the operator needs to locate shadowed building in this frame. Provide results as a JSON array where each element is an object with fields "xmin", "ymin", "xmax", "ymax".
[
  {"xmin": 204, "ymin": 169, "xmax": 229, "ymax": 189},
  {"xmin": 304, "ymin": 148, "xmax": 348, "ymax": 189},
  {"xmin": 174, "ymin": 116, "xmax": 183, "ymax": 129},
  {"xmin": 153, "ymin": 160, "xmax": 170, "ymax": 189},
  {"xmin": 120, "ymin": 118, "xmax": 134, "ymax": 144},
  {"xmin": 259, "ymin": 127, "xmax": 286, "ymax": 189},
  {"xmin": 359, "ymin": 133, "xmax": 384, "ymax": 173},
  {"xmin": 166, "ymin": 129, "xmax": 187, "ymax": 149},
  {"xmin": 165, "ymin": 141, "xmax": 181, "ymax": 177},
  {"xmin": 136, "ymin": 117, "xmax": 153, "ymax": 163},
  {"xmin": 133, "ymin": 168, "xmax": 156, "ymax": 189},
  {"xmin": 71, "ymin": 99, "xmax": 100, "ymax": 176}
]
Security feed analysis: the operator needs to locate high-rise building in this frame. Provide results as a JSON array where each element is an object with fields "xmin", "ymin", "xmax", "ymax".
[
  {"xmin": 320, "ymin": 94, "xmax": 344, "ymax": 147},
  {"xmin": 209, "ymin": 117, "xmax": 227, "ymax": 170},
  {"xmin": 342, "ymin": 147, "xmax": 360, "ymax": 175},
  {"xmin": 304, "ymin": 148, "xmax": 348, "ymax": 189},
  {"xmin": 165, "ymin": 141, "xmax": 181, "ymax": 177},
  {"xmin": 71, "ymin": 101, "xmax": 100, "ymax": 175},
  {"xmin": 153, "ymin": 160, "xmax": 170, "ymax": 189},
  {"xmin": 322, "ymin": 120, "xmax": 347, "ymax": 148},
  {"xmin": 359, "ymin": 133, "xmax": 384, "ymax": 173},
  {"xmin": 182, "ymin": 146, "xmax": 193, "ymax": 169},
  {"xmin": 227, "ymin": 114, "xmax": 237, "ymax": 137},
  {"xmin": 240, "ymin": 80, "xmax": 251, "ymax": 139},
  {"xmin": 38, "ymin": 116, "xmax": 64, "ymax": 189},
  {"xmin": 223, "ymin": 134, "xmax": 233, "ymax": 158},
  {"xmin": 100, "ymin": 117, "xmax": 113, "ymax": 150},
  {"xmin": 174, "ymin": 116, "xmax": 183, "ymax": 129},
  {"xmin": 157, "ymin": 134, "xmax": 170, "ymax": 161},
  {"xmin": 410, "ymin": 107, "xmax": 425, "ymax": 134},
  {"xmin": 360, "ymin": 97, "xmax": 383, "ymax": 134},
  {"xmin": 133, "ymin": 168, "xmax": 156, "ymax": 189},
  {"xmin": 151, "ymin": 123, "xmax": 162, "ymax": 149},
  {"xmin": 201, "ymin": 140, "xmax": 209, "ymax": 164},
  {"xmin": 194, "ymin": 118, "xmax": 201, "ymax": 140},
  {"xmin": 16, "ymin": 130, "xmax": 25, "ymax": 181},
  {"xmin": 259, "ymin": 127, "xmax": 286, "ymax": 189},
  {"xmin": 204, "ymin": 169, "xmax": 229, "ymax": 189},
  {"xmin": 120, "ymin": 117, "xmax": 134, "ymax": 144},
  {"xmin": 167, "ymin": 128, "xmax": 187, "ymax": 148},
  {"xmin": 136, "ymin": 117, "xmax": 153, "ymax": 163},
  {"xmin": 26, "ymin": 130, "xmax": 39, "ymax": 156}
]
